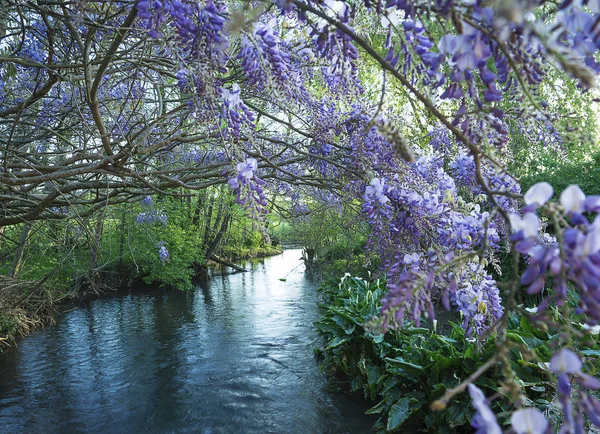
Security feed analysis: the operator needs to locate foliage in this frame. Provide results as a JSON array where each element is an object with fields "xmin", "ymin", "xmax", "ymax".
[
  {"xmin": 316, "ymin": 274, "xmax": 600, "ymax": 432},
  {"xmin": 0, "ymin": 191, "xmax": 278, "ymax": 290},
  {"xmin": 3, "ymin": 0, "xmax": 600, "ymax": 430},
  {"xmin": 521, "ymin": 153, "xmax": 600, "ymax": 198}
]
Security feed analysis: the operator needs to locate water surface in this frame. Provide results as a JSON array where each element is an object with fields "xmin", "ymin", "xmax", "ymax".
[{"xmin": 0, "ymin": 250, "xmax": 373, "ymax": 433}]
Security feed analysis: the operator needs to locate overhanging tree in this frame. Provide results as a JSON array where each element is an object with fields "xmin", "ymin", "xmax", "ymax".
[{"xmin": 3, "ymin": 0, "xmax": 600, "ymax": 430}]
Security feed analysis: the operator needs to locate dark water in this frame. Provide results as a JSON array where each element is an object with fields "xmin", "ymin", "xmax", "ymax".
[{"xmin": 0, "ymin": 250, "xmax": 374, "ymax": 433}]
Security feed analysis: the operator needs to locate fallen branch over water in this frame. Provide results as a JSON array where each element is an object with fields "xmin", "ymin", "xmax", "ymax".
[{"xmin": 210, "ymin": 255, "xmax": 246, "ymax": 272}]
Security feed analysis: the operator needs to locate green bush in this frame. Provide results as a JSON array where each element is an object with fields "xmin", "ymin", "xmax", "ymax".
[
  {"xmin": 314, "ymin": 275, "xmax": 600, "ymax": 432},
  {"xmin": 521, "ymin": 153, "xmax": 600, "ymax": 197}
]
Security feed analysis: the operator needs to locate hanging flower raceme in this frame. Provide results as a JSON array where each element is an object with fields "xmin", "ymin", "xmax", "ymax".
[
  {"xmin": 227, "ymin": 157, "xmax": 268, "ymax": 218},
  {"xmin": 512, "ymin": 183, "xmax": 600, "ymax": 322},
  {"xmin": 238, "ymin": 18, "xmax": 294, "ymax": 92},
  {"xmin": 363, "ymin": 151, "xmax": 506, "ymax": 337},
  {"xmin": 157, "ymin": 242, "xmax": 170, "ymax": 264},
  {"xmin": 549, "ymin": 349, "xmax": 600, "ymax": 432},
  {"xmin": 136, "ymin": 195, "xmax": 168, "ymax": 226},
  {"xmin": 141, "ymin": 196, "xmax": 153, "ymax": 207},
  {"xmin": 219, "ymin": 84, "xmax": 255, "ymax": 138}
]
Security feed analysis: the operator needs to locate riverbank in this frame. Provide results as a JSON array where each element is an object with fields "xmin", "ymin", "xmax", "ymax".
[
  {"xmin": 0, "ymin": 276, "xmax": 74, "ymax": 347},
  {"xmin": 0, "ymin": 246, "xmax": 284, "ymax": 348}
]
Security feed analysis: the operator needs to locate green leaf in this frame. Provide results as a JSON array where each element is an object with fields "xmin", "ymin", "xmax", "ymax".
[
  {"xmin": 506, "ymin": 331, "xmax": 545, "ymax": 349},
  {"xmin": 366, "ymin": 363, "xmax": 383, "ymax": 385},
  {"xmin": 405, "ymin": 327, "xmax": 430, "ymax": 335},
  {"xmin": 384, "ymin": 358, "xmax": 425, "ymax": 374},
  {"xmin": 445, "ymin": 402, "xmax": 472, "ymax": 427},
  {"xmin": 387, "ymin": 398, "xmax": 411, "ymax": 431},
  {"xmin": 581, "ymin": 349, "xmax": 600, "ymax": 358},
  {"xmin": 371, "ymin": 333, "xmax": 384, "ymax": 344},
  {"xmin": 328, "ymin": 336, "xmax": 350, "ymax": 348},
  {"xmin": 464, "ymin": 345, "xmax": 475, "ymax": 359},
  {"xmin": 365, "ymin": 399, "xmax": 387, "ymax": 415}
]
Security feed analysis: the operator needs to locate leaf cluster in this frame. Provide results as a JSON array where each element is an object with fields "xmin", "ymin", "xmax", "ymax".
[{"xmin": 314, "ymin": 275, "xmax": 600, "ymax": 432}]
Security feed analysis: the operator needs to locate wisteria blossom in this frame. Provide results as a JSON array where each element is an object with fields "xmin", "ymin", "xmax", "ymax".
[
  {"xmin": 468, "ymin": 384, "xmax": 502, "ymax": 434},
  {"xmin": 510, "ymin": 408, "xmax": 550, "ymax": 434}
]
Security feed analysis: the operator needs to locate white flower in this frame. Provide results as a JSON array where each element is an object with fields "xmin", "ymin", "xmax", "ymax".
[
  {"xmin": 236, "ymin": 158, "xmax": 257, "ymax": 179},
  {"xmin": 365, "ymin": 178, "xmax": 389, "ymax": 204},
  {"xmin": 524, "ymin": 182, "xmax": 553, "ymax": 206},
  {"xmin": 511, "ymin": 408, "xmax": 549, "ymax": 434},
  {"xmin": 560, "ymin": 185, "xmax": 586, "ymax": 214},
  {"xmin": 581, "ymin": 323, "xmax": 600, "ymax": 335},
  {"xmin": 380, "ymin": 9, "xmax": 404, "ymax": 27},
  {"xmin": 403, "ymin": 252, "xmax": 421, "ymax": 264},
  {"xmin": 549, "ymin": 348, "xmax": 582, "ymax": 374},
  {"xmin": 509, "ymin": 213, "xmax": 540, "ymax": 238},
  {"xmin": 581, "ymin": 220, "xmax": 600, "ymax": 256},
  {"xmin": 222, "ymin": 83, "xmax": 242, "ymax": 107}
]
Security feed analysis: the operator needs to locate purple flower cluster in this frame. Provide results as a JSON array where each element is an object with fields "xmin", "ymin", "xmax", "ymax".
[
  {"xmin": 550, "ymin": 3, "xmax": 600, "ymax": 82},
  {"xmin": 362, "ymin": 153, "xmax": 505, "ymax": 335},
  {"xmin": 512, "ymin": 183, "xmax": 600, "ymax": 324},
  {"xmin": 453, "ymin": 266, "xmax": 503, "ymax": 337},
  {"xmin": 428, "ymin": 124, "xmax": 453, "ymax": 154},
  {"xmin": 549, "ymin": 349, "xmax": 600, "ymax": 432},
  {"xmin": 238, "ymin": 19, "xmax": 293, "ymax": 91},
  {"xmin": 136, "ymin": 210, "xmax": 168, "ymax": 225},
  {"xmin": 141, "ymin": 196, "xmax": 153, "ymax": 207},
  {"xmin": 219, "ymin": 84, "xmax": 255, "ymax": 138},
  {"xmin": 397, "ymin": 20, "xmax": 443, "ymax": 87},
  {"xmin": 137, "ymin": 0, "xmax": 229, "ymax": 62},
  {"xmin": 449, "ymin": 150, "xmax": 520, "ymax": 214},
  {"xmin": 311, "ymin": 21, "xmax": 359, "ymax": 90},
  {"xmin": 158, "ymin": 244, "xmax": 170, "ymax": 263},
  {"xmin": 227, "ymin": 157, "xmax": 268, "ymax": 218}
]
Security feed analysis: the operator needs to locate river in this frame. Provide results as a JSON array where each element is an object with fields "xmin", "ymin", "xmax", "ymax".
[{"xmin": 0, "ymin": 249, "xmax": 374, "ymax": 433}]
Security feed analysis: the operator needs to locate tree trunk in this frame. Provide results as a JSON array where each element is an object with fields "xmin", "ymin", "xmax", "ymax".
[
  {"xmin": 192, "ymin": 192, "xmax": 204, "ymax": 226},
  {"xmin": 118, "ymin": 208, "xmax": 126, "ymax": 269},
  {"xmin": 9, "ymin": 223, "xmax": 32, "ymax": 278},
  {"xmin": 89, "ymin": 216, "xmax": 104, "ymax": 271},
  {"xmin": 202, "ymin": 192, "xmax": 215, "ymax": 248},
  {"xmin": 205, "ymin": 213, "xmax": 230, "ymax": 261}
]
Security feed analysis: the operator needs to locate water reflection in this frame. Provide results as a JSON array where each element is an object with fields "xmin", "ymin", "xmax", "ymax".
[{"xmin": 0, "ymin": 250, "xmax": 373, "ymax": 433}]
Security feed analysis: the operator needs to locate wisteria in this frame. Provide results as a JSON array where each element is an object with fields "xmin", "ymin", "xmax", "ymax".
[
  {"xmin": 227, "ymin": 157, "xmax": 268, "ymax": 217},
  {"xmin": 362, "ymin": 149, "xmax": 506, "ymax": 337},
  {"xmin": 511, "ymin": 183, "xmax": 600, "ymax": 323},
  {"xmin": 468, "ymin": 384, "xmax": 502, "ymax": 434},
  {"xmin": 3, "ymin": 0, "xmax": 600, "ymax": 430},
  {"xmin": 158, "ymin": 243, "xmax": 170, "ymax": 264}
]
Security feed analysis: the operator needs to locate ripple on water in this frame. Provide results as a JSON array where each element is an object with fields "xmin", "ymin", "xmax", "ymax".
[{"xmin": 0, "ymin": 250, "xmax": 375, "ymax": 433}]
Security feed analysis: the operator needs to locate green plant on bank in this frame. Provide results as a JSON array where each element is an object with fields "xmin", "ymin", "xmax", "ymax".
[
  {"xmin": 308, "ymin": 242, "xmax": 372, "ymax": 281},
  {"xmin": 0, "ymin": 190, "xmax": 280, "ymax": 293},
  {"xmin": 0, "ymin": 313, "xmax": 21, "ymax": 339},
  {"xmin": 315, "ymin": 275, "xmax": 600, "ymax": 433},
  {"xmin": 128, "ymin": 220, "xmax": 204, "ymax": 290}
]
